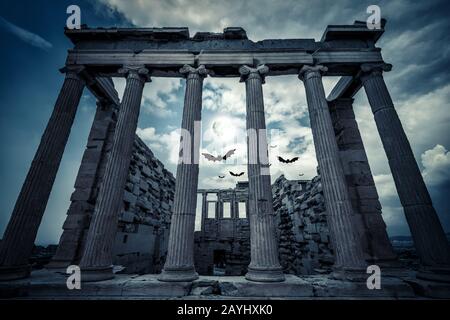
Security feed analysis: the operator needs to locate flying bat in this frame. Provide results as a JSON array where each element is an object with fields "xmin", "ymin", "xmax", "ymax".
[
  {"xmin": 270, "ymin": 145, "xmax": 278, "ymax": 148},
  {"xmin": 218, "ymin": 175, "xmax": 225, "ymax": 179},
  {"xmin": 299, "ymin": 173, "xmax": 304, "ymax": 176},
  {"xmin": 229, "ymin": 171, "xmax": 245, "ymax": 177},
  {"xmin": 202, "ymin": 149, "xmax": 236, "ymax": 162},
  {"xmin": 278, "ymin": 156, "xmax": 299, "ymax": 164}
]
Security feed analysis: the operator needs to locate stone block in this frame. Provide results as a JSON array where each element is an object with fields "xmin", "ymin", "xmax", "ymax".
[
  {"xmin": 120, "ymin": 211, "xmax": 136, "ymax": 223},
  {"xmin": 62, "ymin": 214, "xmax": 89, "ymax": 229},
  {"xmin": 355, "ymin": 186, "xmax": 379, "ymax": 199},
  {"xmin": 123, "ymin": 190, "xmax": 137, "ymax": 205}
]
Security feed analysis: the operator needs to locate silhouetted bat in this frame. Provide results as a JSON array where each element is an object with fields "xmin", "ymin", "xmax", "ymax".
[
  {"xmin": 299, "ymin": 173, "xmax": 304, "ymax": 176},
  {"xmin": 202, "ymin": 149, "xmax": 236, "ymax": 162},
  {"xmin": 277, "ymin": 156, "xmax": 299, "ymax": 164},
  {"xmin": 218, "ymin": 175, "xmax": 225, "ymax": 179},
  {"xmin": 229, "ymin": 171, "xmax": 245, "ymax": 177},
  {"xmin": 270, "ymin": 145, "xmax": 278, "ymax": 148}
]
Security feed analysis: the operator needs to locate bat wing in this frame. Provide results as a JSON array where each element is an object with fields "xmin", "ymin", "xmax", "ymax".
[
  {"xmin": 230, "ymin": 171, "xmax": 245, "ymax": 177},
  {"xmin": 277, "ymin": 156, "xmax": 287, "ymax": 163},
  {"xmin": 222, "ymin": 148, "xmax": 236, "ymax": 160},
  {"xmin": 289, "ymin": 157, "xmax": 299, "ymax": 163},
  {"xmin": 202, "ymin": 153, "xmax": 220, "ymax": 161}
]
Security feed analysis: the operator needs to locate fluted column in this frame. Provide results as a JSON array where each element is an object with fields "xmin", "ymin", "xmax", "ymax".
[
  {"xmin": 79, "ymin": 65, "xmax": 149, "ymax": 281},
  {"xmin": 361, "ymin": 63, "xmax": 450, "ymax": 281},
  {"xmin": 299, "ymin": 65, "xmax": 367, "ymax": 276},
  {"xmin": 201, "ymin": 192, "xmax": 208, "ymax": 236},
  {"xmin": 0, "ymin": 66, "xmax": 85, "ymax": 281},
  {"xmin": 240, "ymin": 65, "xmax": 284, "ymax": 282},
  {"xmin": 158, "ymin": 65, "xmax": 209, "ymax": 282}
]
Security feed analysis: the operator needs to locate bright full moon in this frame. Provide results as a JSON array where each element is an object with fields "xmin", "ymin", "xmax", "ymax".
[{"xmin": 210, "ymin": 116, "xmax": 242, "ymax": 143}]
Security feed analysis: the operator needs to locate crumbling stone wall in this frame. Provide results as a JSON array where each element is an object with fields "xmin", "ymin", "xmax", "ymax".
[
  {"xmin": 194, "ymin": 185, "xmax": 251, "ymax": 276},
  {"xmin": 113, "ymin": 137, "xmax": 175, "ymax": 274},
  {"xmin": 272, "ymin": 175, "xmax": 334, "ymax": 275},
  {"xmin": 194, "ymin": 219, "xmax": 250, "ymax": 276}
]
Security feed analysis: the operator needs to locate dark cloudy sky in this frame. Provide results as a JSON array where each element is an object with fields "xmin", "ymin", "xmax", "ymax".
[{"xmin": 0, "ymin": 0, "xmax": 449, "ymax": 245}]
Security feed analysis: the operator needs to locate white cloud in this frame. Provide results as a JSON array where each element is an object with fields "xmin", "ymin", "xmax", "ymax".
[
  {"xmin": 421, "ymin": 144, "xmax": 450, "ymax": 187},
  {"xmin": 113, "ymin": 77, "xmax": 182, "ymax": 118},
  {"xmin": 136, "ymin": 127, "xmax": 181, "ymax": 166},
  {"xmin": 0, "ymin": 16, "xmax": 52, "ymax": 51},
  {"xmin": 374, "ymin": 174, "xmax": 398, "ymax": 200}
]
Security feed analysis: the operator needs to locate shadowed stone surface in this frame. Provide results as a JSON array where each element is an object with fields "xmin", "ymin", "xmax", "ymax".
[
  {"xmin": 2, "ymin": 270, "xmax": 445, "ymax": 299},
  {"xmin": 240, "ymin": 64, "xmax": 284, "ymax": 283},
  {"xmin": 159, "ymin": 65, "xmax": 209, "ymax": 282},
  {"xmin": 361, "ymin": 63, "xmax": 450, "ymax": 280},
  {"xmin": 299, "ymin": 65, "xmax": 367, "ymax": 274},
  {"xmin": 328, "ymin": 97, "xmax": 397, "ymax": 264},
  {"xmin": 0, "ymin": 67, "xmax": 85, "ymax": 281},
  {"xmin": 79, "ymin": 66, "xmax": 149, "ymax": 281}
]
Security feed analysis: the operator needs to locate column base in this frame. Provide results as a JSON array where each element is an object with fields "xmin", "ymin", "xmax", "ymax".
[
  {"xmin": 331, "ymin": 266, "xmax": 368, "ymax": 282},
  {"xmin": 158, "ymin": 266, "xmax": 199, "ymax": 282},
  {"xmin": 45, "ymin": 259, "xmax": 71, "ymax": 270},
  {"xmin": 0, "ymin": 264, "xmax": 31, "ymax": 281},
  {"xmin": 80, "ymin": 265, "xmax": 114, "ymax": 282},
  {"xmin": 245, "ymin": 266, "xmax": 285, "ymax": 283},
  {"xmin": 416, "ymin": 265, "xmax": 450, "ymax": 283}
]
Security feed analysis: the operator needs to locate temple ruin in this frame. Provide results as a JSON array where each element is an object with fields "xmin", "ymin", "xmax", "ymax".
[{"xmin": 0, "ymin": 19, "xmax": 449, "ymax": 298}]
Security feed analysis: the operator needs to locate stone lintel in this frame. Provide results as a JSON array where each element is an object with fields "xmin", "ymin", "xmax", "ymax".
[{"xmin": 66, "ymin": 50, "xmax": 383, "ymax": 77}]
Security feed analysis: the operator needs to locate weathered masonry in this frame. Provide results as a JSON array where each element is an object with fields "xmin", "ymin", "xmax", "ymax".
[
  {"xmin": 194, "ymin": 182, "xmax": 251, "ymax": 276},
  {"xmin": 45, "ymin": 97, "xmax": 176, "ymax": 274},
  {"xmin": 1, "ymin": 19, "xmax": 449, "ymax": 283}
]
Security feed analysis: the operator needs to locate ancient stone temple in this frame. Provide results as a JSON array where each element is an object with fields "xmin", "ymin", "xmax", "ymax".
[{"xmin": 0, "ymin": 19, "xmax": 449, "ymax": 298}]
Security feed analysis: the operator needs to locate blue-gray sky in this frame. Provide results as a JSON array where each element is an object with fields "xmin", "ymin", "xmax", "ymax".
[{"xmin": 0, "ymin": 0, "xmax": 449, "ymax": 245}]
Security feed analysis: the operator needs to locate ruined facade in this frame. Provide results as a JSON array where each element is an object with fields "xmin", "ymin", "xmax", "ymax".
[
  {"xmin": 194, "ymin": 182, "xmax": 250, "ymax": 276},
  {"xmin": 1, "ymin": 21, "xmax": 449, "ymax": 287}
]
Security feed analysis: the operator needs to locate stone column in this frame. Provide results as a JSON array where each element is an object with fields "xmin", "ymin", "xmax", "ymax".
[
  {"xmin": 158, "ymin": 65, "xmax": 209, "ymax": 282},
  {"xmin": 201, "ymin": 192, "xmax": 208, "ymax": 235},
  {"xmin": 0, "ymin": 66, "xmax": 85, "ymax": 281},
  {"xmin": 299, "ymin": 65, "xmax": 367, "ymax": 276},
  {"xmin": 239, "ymin": 64, "xmax": 285, "ymax": 282},
  {"xmin": 79, "ymin": 65, "xmax": 149, "ymax": 282},
  {"xmin": 360, "ymin": 63, "xmax": 450, "ymax": 280},
  {"xmin": 47, "ymin": 101, "xmax": 117, "ymax": 269},
  {"xmin": 328, "ymin": 98, "xmax": 397, "ymax": 264}
]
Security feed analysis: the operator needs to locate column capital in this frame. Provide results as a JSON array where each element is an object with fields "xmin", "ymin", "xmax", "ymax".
[
  {"xmin": 359, "ymin": 63, "xmax": 392, "ymax": 82},
  {"xmin": 180, "ymin": 64, "xmax": 210, "ymax": 78},
  {"xmin": 118, "ymin": 65, "xmax": 151, "ymax": 82},
  {"xmin": 239, "ymin": 64, "xmax": 269, "ymax": 83},
  {"xmin": 59, "ymin": 65, "xmax": 85, "ymax": 81},
  {"xmin": 298, "ymin": 65, "xmax": 328, "ymax": 81}
]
